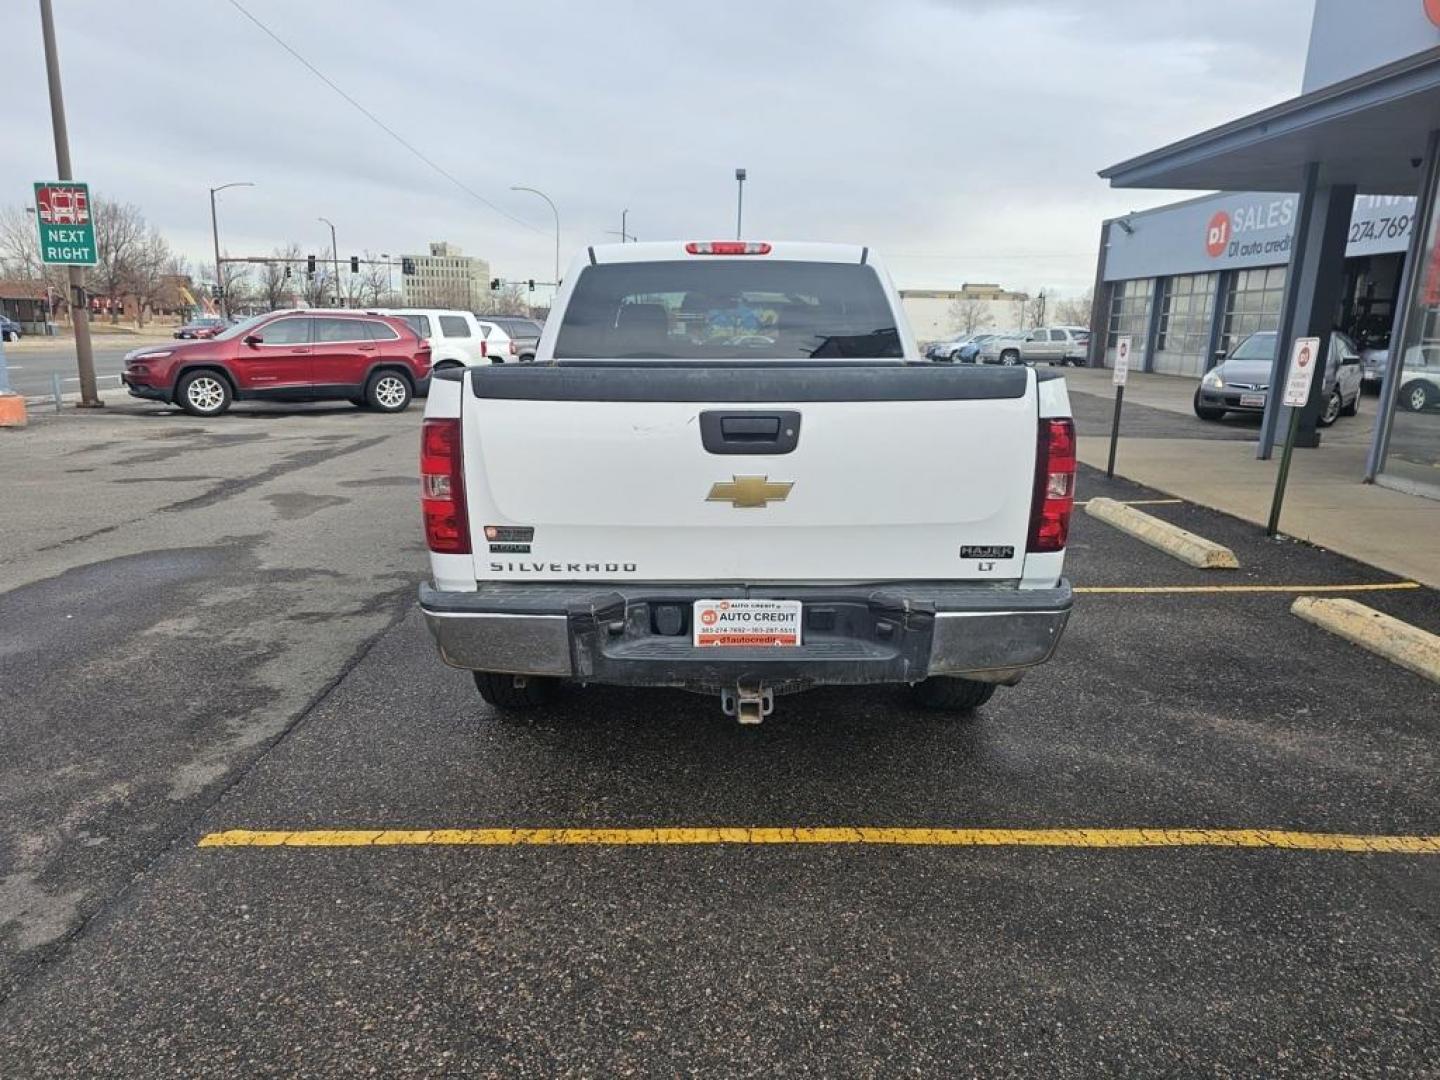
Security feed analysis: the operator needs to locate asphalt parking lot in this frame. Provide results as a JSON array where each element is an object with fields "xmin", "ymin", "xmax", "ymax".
[{"xmin": 2, "ymin": 399, "xmax": 1439, "ymax": 1076}]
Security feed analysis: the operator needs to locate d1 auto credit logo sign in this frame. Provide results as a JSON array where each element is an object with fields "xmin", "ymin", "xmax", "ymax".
[{"xmin": 1205, "ymin": 211, "xmax": 1231, "ymax": 258}]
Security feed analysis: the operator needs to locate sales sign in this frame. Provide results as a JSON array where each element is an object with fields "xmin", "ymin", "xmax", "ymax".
[
  {"xmin": 1113, "ymin": 336, "xmax": 1131, "ymax": 386},
  {"xmin": 33, "ymin": 181, "xmax": 97, "ymax": 266},
  {"xmin": 1282, "ymin": 337, "xmax": 1321, "ymax": 407}
]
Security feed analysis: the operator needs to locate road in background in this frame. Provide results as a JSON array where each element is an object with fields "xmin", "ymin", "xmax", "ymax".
[{"xmin": 3, "ymin": 339, "xmax": 160, "ymax": 399}]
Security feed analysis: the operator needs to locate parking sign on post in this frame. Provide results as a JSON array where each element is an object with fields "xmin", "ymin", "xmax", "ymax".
[
  {"xmin": 1106, "ymin": 336, "xmax": 1131, "ymax": 478},
  {"xmin": 1266, "ymin": 336, "xmax": 1322, "ymax": 537},
  {"xmin": 33, "ymin": 181, "xmax": 98, "ymax": 265},
  {"xmin": 1112, "ymin": 336, "xmax": 1130, "ymax": 387},
  {"xmin": 1282, "ymin": 336, "xmax": 1321, "ymax": 407}
]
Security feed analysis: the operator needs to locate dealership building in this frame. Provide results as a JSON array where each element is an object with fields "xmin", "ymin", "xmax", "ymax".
[{"xmin": 1089, "ymin": 0, "xmax": 1440, "ymax": 499}]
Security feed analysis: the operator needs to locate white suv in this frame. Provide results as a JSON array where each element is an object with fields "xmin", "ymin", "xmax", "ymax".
[{"xmin": 380, "ymin": 309, "xmax": 489, "ymax": 372}]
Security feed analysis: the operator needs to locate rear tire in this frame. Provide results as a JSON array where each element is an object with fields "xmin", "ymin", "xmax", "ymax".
[
  {"xmin": 364, "ymin": 370, "xmax": 412, "ymax": 413},
  {"xmin": 1318, "ymin": 388, "xmax": 1342, "ymax": 427},
  {"xmin": 1400, "ymin": 380, "xmax": 1432, "ymax": 412},
  {"xmin": 1000, "ymin": 350, "xmax": 1020, "ymax": 366},
  {"xmin": 473, "ymin": 671, "xmax": 559, "ymax": 712},
  {"xmin": 910, "ymin": 677, "xmax": 996, "ymax": 714}
]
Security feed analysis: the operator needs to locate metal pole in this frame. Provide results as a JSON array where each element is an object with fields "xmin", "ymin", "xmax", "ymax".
[
  {"xmin": 735, "ymin": 168, "xmax": 746, "ymax": 239},
  {"xmin": 510, "ymin": 187, "xmax": 561, "ymax": 284},
  {"xmin": 1106, "ymin": 385, "xmax": 1124, "ymax": 479},
  {"xmin": 210, "ymin": 188, "xmax": 225, "ymax": 320},
  {"xmin": 52, "ymin": 371, "xmax": 63, "ymax": 411},
  {"xmin": 39, "ymin": 0, "xmax": 99, "ymax": 408},
  {"xmin": 0, "ymin": 331, "xmax": 9, "ymax": 395},
  {"xmin": 622, "ymin": 209, "xmax": 629, "ymax": 243},
  {"xmin": 381, "ymin": 253, "xmax": 393, "ymax": 301},
  {"xmin": 319, "ymin": 218, "xmax": 340, "ymax": 306},
  {"xmin": 1266, "ymin": 406, "xmax": 1302, "ymax": 536}
]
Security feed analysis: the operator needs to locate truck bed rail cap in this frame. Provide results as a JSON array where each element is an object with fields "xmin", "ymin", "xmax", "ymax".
[{"xmin": 468, "ymin": 363, "xmax": 1030, "ymax": 403}]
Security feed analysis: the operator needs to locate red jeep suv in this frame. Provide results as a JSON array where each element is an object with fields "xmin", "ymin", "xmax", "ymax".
[{"xmin": 123, "ymin": 310, "xmax": 431, "ymax": 417}]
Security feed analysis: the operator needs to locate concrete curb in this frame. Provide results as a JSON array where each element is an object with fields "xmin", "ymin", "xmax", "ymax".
[
  {"xmin": 1291, "ymin": 597, "xmax": 1440, "ymax": 684},
  {"xmin": 1084, "ymin": 496, "xmax": 1239, "ymax": 569}
]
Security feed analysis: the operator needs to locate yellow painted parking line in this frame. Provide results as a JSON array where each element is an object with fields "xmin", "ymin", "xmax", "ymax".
[
  {"xmin": 197, "ymin": 827, "xmax": 1440, "ymax": 854},
  {"xmin": 1075, "ymin": 582, "xmax": 1422, "ymax": 595}
]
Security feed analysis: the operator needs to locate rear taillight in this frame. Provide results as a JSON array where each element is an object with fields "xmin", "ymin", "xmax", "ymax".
[
  {"xmin": 421, "ymin": 418, "xmax": 470, "ymax": 554},
  {"xmin": 685, "ymin": 241, "xmax": 772, "ymax": 255},
  {"xmin": 1027, "ymin": 418, "xmax": 1076, "ymax": 553}
]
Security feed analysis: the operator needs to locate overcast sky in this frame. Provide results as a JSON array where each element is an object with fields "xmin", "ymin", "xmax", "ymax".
[{"xmin": 2, "ymin": 0, "xmax": 1315, "ymax": 298}]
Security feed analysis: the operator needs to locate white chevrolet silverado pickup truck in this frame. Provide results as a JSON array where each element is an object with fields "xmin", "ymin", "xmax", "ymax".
[{"xmin": 418, "ymin": 241, "xmax": 1075, "ymax": 723}]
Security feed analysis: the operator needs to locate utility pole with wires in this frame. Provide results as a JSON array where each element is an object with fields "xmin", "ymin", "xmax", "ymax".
[{"xmin": 39, "ymin": 0, "xmax": 100, "ymax": 408}]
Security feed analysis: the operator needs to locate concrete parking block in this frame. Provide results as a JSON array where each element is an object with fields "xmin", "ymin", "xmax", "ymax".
[
  {"xmin": 1084, "ymin": 496, "xmax": 1239, "ymax": 569},
  {"xmin": 1292, "ymin": 596, "xmax": 1440, "ymax": 684}
]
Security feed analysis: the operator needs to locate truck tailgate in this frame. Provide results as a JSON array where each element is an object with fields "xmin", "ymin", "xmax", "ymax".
[{"xmin": 462, "ymin": 364, "xmax": 1038, "ymax": 583}]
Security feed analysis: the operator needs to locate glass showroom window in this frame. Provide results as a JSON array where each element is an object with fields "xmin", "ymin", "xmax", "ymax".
[
  {"xmin": 1107, "ymin": 278, "xmax": 1153, "ymax": 366},
  {"xmin": 1219, "ymin": 266, "xmax": 1287, "ymax": 354},
  {"xmin": 1379, "ymin": 153, "xmax": 1440, "ymax": 498},
  {"xmin": 1154, "ymin": 273, "xmax": 1216, "ymax": 377}
]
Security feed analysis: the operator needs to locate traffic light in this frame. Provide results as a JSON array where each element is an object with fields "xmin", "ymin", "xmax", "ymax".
[
  {"xmin": 284, "ymin": 265, "xmax": 292, "ymax": 280},
  {"xmin": 350, "ymin": 256, "xmax": 359, "ymax": 274},
  {"xmin": 306, "ymin": 254, "xmax": 316, "ymax": 276},
  {"xmin": 490, "ymin": 278, "xmax": 500, "ymax": 290},
  {"xmin": 527, "ymin": 279, "xmax": 535, "ymax": 292},
  {"xmin": 401, "ymin": 257, "xmax": 415, "ymax": 275},
  {"xmin": 211, "ymin": 284, "xmax": 223, "ymax": 300}
]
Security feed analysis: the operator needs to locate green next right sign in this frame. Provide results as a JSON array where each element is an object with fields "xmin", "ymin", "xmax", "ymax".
[{"xmin": 33, "ymin": 181, "xmax": 98, "ymax": 266}]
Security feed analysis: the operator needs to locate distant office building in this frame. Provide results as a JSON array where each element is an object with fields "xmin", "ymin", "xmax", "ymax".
[
  {"xmin": 900, "ymin": 284, "xmax": 1030, "ymax": 341},
  {"xmin": 401, "ymin": 242, "xmax": 490, "ymax": 309}
]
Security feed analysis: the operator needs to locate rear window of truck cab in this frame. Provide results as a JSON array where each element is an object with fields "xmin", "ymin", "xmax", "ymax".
[{"xmin": 553, "ymin": 260, "xmax": 903, "ymax": 360}]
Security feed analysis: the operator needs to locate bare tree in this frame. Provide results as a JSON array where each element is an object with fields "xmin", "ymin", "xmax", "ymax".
[
  {"xmin": 0, "ymin": 205, "xmax": 68, "ymax": 313},
  {"xmin": 125, "ymin": 226, "xmax": 176, "ymax": 328},
  {"xmin": 259, "ymin": 243, "xmax": 303, "ymax": 311},
  {"xmin": 354, "ymin": 250, "xmax": 391, "ymax": 306},
  {"xmin": 1018, "ymin": 288, "xmax": 1050, "ymax": 330},
  {"xmin": 202, "ymin": 258, "xmax": 251, "ymax": 315},
  {"xmin": 300, "ymin": 247, "xmax": 334, "ymax": 307},
  {"xmin": 948, "ymin": 297, "xmax": 992, "ymax": 337},
  {"xmin": 91, "ymin": 197, "xmax": 148, "ymax": 322},
  {"xmin": 477, "ymin": 283, "xmax": 531, "ymax": 316},
  {"xmin": 1054, "ymin": 290, "xmax": 1093, "ymax": 328}
]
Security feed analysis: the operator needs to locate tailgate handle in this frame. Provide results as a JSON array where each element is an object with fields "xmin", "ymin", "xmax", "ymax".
[{"xmin": 700, "ymin": 410, "xmax": 801, "ymax": 455}]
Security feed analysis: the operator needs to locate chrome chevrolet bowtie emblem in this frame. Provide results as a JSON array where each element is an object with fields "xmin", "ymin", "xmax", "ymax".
[{"xmin": 706, "ymin": 475, "xmax": 794, "ymax": 508}]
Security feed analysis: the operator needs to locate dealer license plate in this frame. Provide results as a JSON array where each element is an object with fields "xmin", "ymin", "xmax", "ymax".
[
  {"xmin": 1239, "ymin": 393, "xmax": 1266, "ymax": 407},
  {"xmin": 693, "ymin": 599, "xmax": 802, "ymax": 647}
]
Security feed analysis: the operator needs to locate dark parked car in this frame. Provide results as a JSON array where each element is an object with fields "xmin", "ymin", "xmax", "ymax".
[
  {"xmin": 124, "ymin": 310, "xmax": 430, "ymax": 417},
  {"xmin": 174, "ymin": 317, "xmax": 230, "ymax": 340},
  {"xmin": 0, "ymin": 315, "xmax": 22, "ymax": 342},
  {"xmin": 478, "ymin": 316, "xmax": 542, "ymax": 362},
  {"xmin": 1194, "ymin": 329, "xmax": 1363, "ymax": 426}
]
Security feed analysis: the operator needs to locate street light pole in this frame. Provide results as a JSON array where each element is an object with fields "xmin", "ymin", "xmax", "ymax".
[
  {"xmin": 381, "ymin": 253, "xmax": 393, "ymax": 301},
  {"xmin": 735, "ymin": 167, "xmax": 746, "ymax": 240},
  {"xmin": 510, "ymin": 186, "xmax": 560, "ymax": 285},
  {"xmin": 39, "ymin": 0, "xmax": 99, "ymax": 407},
  {"xmin": 319, "ymin": 217, "xmax": 341, "ymax": 306},
  {"xmin": 209, "ymin": 181, "xmax": 253, "ymax": 320}
]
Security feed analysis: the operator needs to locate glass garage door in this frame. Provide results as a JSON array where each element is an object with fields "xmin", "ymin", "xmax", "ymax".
[
  {"xmin": 1152, "ymin": 273, "xmax": 1216, "ymax": 377},
  {"xmin": 1106, "ymin": 278, "xmax": 1153, "ymax": 369},
  {"xmin": 1220, "ymin": 266, "xmax": 1287, "ymax": 355}
]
